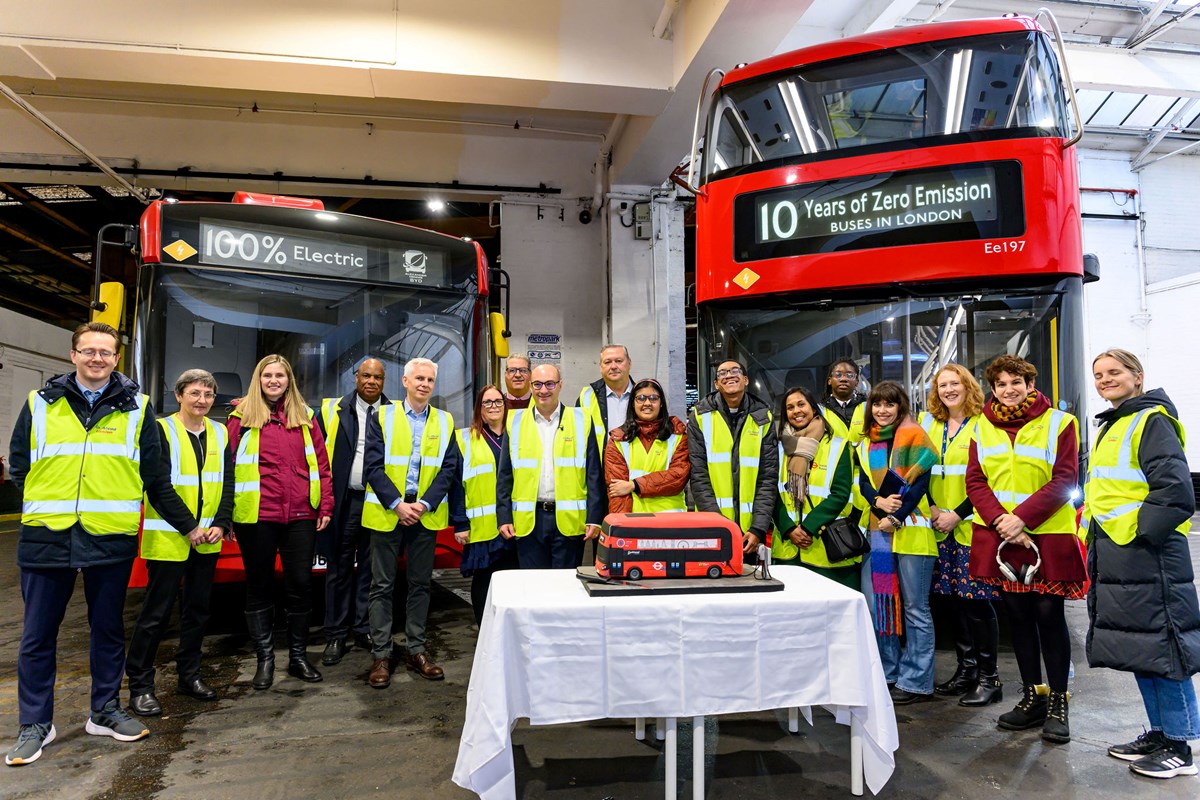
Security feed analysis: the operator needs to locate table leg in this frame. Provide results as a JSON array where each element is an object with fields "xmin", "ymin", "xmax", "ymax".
[
  {"xmin": 657, "ymin": 717, "xmax": 667, "ymax": 741},
  {"xmin": 636, "ymin": 718, "xmax": 646, "ymax": 740},
  {"xmin": 788, "ymin": 707, "xmax": 799, "ymax": 733},
  {"xmin": 692, "ymin": 716, "xmax": 704, "ymax": 800},
  {"xmin": 850, "ymin": 714, "xmax": 864, "ymax": 796},
  {"xmin": 665, "ymin": 717, "xmax": 677, "ymax": 800}
]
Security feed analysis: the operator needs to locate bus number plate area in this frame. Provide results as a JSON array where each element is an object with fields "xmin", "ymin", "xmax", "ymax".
[{"xmin": 733, "ymin": 161, "xmax": 1024, "ymax": 262}]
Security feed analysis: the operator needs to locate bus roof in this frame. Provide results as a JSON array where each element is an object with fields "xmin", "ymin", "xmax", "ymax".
[{"xmin": 721, "ymin": 16, "xmax": 1042, "ymax": 87}]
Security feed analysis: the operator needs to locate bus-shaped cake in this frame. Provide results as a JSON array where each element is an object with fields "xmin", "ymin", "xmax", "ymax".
[{"xmin": 596, "ymin": 512, "xmax": 744, "ymax": 580}]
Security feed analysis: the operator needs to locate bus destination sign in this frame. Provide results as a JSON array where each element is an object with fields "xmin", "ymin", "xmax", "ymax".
[{"xmin": 733, "ymin": 161, "xmax": 1024, "ymax": 262}]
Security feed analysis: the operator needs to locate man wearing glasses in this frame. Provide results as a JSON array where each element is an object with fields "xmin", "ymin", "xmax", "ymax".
[
  {"xmin": 822, "ymin": 359, "xmax": 866, "ymax": 442},
  {"xmin": 497, "ymin": 364, "xmax": 605, "ymax": 569},
  {"xmin": 503, "ymin": 354, "xmax": 533, "ymax": 411},
  {"xmin": 687, "ymin": 359, "xmax": 778, "ymax": 559},
  {"xmin": 7, "ymin": 322, "xmax": 200, "ymax": 766}
]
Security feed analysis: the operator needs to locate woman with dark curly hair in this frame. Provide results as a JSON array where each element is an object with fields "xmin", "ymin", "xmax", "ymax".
[
  {"xmin": 966, "ymin": 354, "xmax": 1082, "ymax": 743},
  {"xmin": 604, "ymin": 378, "xmax": 689, "ymax": 514}
]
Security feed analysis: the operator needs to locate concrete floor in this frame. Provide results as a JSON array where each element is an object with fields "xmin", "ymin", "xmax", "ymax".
[{"xmin": 2, "ymin": 519, "xmax": 1199, "ymax": 799}]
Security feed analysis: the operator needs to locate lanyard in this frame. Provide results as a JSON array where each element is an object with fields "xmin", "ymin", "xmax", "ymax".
[{"xmin": 941, "ymin": 416, "xmax": 969, "ymax": 462}]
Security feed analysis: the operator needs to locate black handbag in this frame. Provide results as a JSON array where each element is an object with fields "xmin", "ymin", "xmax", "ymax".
[{"xmin": 819, "ymin": 517, "xmax": 871, "ymax": 563}]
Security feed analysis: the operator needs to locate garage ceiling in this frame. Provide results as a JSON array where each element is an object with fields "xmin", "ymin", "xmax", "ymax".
[{"xmin": 2, "ymin": 0, "xmax": 1200, "ymax": 327}]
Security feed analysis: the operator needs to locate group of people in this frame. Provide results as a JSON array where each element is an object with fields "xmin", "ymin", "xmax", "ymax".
[{"xmin": 6, "ymin": 325, "xmax": 1199, "ymax": 783}]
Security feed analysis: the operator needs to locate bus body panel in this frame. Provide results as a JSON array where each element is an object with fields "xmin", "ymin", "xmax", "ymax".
[{"xmin": 596, "ymin": 512, "xmax": 744, "ymax": 579}]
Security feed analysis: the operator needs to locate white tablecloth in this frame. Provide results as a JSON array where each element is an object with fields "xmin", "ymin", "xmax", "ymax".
[{"xmin": 452, "ymin": 565, "xmax": 898, "ymax": 798}]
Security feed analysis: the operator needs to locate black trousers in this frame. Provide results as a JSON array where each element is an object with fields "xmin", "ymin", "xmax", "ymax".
[
  {"xmin": 323, "ymin": 490, "xmax": 371, "ymax": 641},
  {"xmin": 515, "ymin": 507, "xmax": 585, "ymax": 569},
  {"xmin": 238, "ymin": 519, "xmax": 317, "ymax": 614},
  {"xmin": 126, "ymin": 550, "xmax": 219, "ymax": 692}
]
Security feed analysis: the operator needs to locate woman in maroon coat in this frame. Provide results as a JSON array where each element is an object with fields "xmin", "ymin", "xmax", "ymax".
[{"xmin": 227, "ymin": 354, "xmax": 334, "ymax": 688}]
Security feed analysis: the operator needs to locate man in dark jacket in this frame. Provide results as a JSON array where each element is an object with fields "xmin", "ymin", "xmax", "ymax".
[
  {"xmin": 822, "ymin": 358, "xmax": 865, "ymax": 432},
  {"xmin": 6, "ymin": 322, "xmax": 199, "ymax": 767},
  {"xmin": 687, "ymin": 359, "xmax": 778, "ymax": 557},
  {"xmin": 316, "ymin": 358, "xmax": 389, "ymax": 665}
]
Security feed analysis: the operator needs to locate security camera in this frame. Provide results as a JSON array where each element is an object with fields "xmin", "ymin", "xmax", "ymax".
[{"xmin": 578, "ymin": 208, "xmax": 592, "ymax": 225}]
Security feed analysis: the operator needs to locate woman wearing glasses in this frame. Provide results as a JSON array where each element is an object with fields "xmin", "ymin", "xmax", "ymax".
[
  {"xmin": 451, "ymin": 385, "xmax": 518, "ymax": 623},
  {"xmin": 227, "ymin": 354, "xmax": 334, "ymax": 689},
  {"xmin": 966, "ymin": 354, "xmax": 1082, "ymax": 743},
  {"xmin": 604, "ymin": 379, "xmax": 689, "ymax": 514}
]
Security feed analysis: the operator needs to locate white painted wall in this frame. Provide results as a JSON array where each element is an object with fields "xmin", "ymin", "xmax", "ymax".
[
  {"xmin": 0, "ymin": 307, "xmax": 73, "ymax": 465},
  {"xmin": 1079, "ymin": 148, "xmax": 1200, "ymax": 470}
]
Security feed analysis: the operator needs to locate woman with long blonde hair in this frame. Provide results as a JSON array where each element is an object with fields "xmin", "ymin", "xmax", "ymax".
[{"xmin": 227, "ymin": 354, "xmax": 334, "ymax": 689}]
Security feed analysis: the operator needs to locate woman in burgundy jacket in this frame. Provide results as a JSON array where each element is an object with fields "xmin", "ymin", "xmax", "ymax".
[
  {"xmin": 227, "ymin": 354, "xmax": 334, "ymax": 688},
  {"xmin": 604, "ymin": 378, "xmax": 690, "ymax": 515}
]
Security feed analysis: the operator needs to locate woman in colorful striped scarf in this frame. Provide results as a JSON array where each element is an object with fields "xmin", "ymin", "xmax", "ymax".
[{"xmin": 856, "ymin": 381, "xmax": 940, "ymax": 705}]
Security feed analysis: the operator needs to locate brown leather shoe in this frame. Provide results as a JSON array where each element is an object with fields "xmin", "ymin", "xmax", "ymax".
[
  {"xmin": 368, "ymin": 658, "xmax": 392, "ymax": 689},
  {"xmin": 405, "ymin": 652, "xmax": 444, "ymax": 681}
]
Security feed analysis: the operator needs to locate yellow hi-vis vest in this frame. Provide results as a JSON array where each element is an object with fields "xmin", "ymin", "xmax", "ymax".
[
  {"xmin": 617, "ymin": 433, "xmax": 686, "ymax": 513},
  {"xmin": 456, "ymin": 427, "xmax": 499, "ymax": 544},
  {"xmin": 775, "ymin": 435, "xmax": 857, "ymax": 566},
  {"xmin": 142, "ymin": 415, "xmax": 226, "ymax": 560},
  {"xmin": 822, "ymin": 403, "xmax": 867, "ymax": 514},
  {"xmin": 855, "ymin": 438, "xmax": 935, "ymax": 556},
  {"xmin": 694, "ymin": 407, "xmax": 769, "ymax": 532},
  {"xmin": 507, "ymin": 406, "xmax": 590, "ymax": 537},
  {"xmin": 1083, "ymin": 406, "xmax": 1190, "ymax": 545},
  {"xmin": 319, "ymin": 397, "xmax": 342, "ymax": 463},
  {"xmin": 578, "ymin": 383, "xmax": 620, "ymax": 454},
  {"xmin": 231, "ymin": 406, "xmax": 320, "ymax": 525},
  {"xmin": 22, "ymin": 389, "xmax": 147, "ymax": 535},
  {"xmin": 919, "ymin": 412, "xmax": 978, "ymax": 547},
  {"xmin": 362, "ymin": 404, "xmax": 454, "ymax": 532},
  {"xmin": 974, "ymin": 407, "xmax": 1078, "ymax": 535}
]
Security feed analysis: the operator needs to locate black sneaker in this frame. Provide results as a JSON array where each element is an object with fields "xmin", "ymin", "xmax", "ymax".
[
  {"xmin": 1109, "ymin": 729, "xmax": 1168, "ymax": 762},
  {"xmin": 1130, "ymin": 742, "xmax": 1198, "ymax": 779}
]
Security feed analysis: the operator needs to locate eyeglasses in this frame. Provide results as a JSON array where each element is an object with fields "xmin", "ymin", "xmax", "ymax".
[
  {"xmin": 506, "ymin": 367, "xmax": 530, "ymax": 375},
  {"xmin": 480, "ymin": 399, "xmax": 505, "ymax": 408},
  {"xmin": 531, "ymin": 380, "xmax": 559, "ymax": 390},
  {"xmin": 182, "ymin": 390, "xmax": 215, "ymax": 400},
  {"xmin": 73, "ymin": 348, "xmax": 117, "ymax": 360},
  {"xmin": 831, "ymin": 371, "xmax": 858, "ymax": 379},
  {"xmin": 715, "ymin": 367, "xmax": 744, "ymax": 379},
  {"xmin": 635, "ymin": 394, "xmax": 660, "ymax": 404}
]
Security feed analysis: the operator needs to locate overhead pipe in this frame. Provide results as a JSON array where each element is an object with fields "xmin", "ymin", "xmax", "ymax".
[
  {"xmin": 653, "ymin": 0, "xmax": 683, "ymax": 39},
  {"xmin": 593, "ymin": 114, "xmax": 629, "ymax": 212},
  {"xmin": 0, "ymin": 79, "xmax": 149, "ymax": 203}
]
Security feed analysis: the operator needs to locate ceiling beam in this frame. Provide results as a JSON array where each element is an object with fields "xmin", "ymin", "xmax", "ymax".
[
  {"xmin": 0, "ymin": 182, "xmax": 92, "ymax": 238},
  {"xmin": 842, "ymin": 0, "xmax": 923, "ymax": 38},
  {"xmin": 1132, "ymin": 96, "xmax": 1200, "ymax": 170},
  {"xmin": 1128, "ymin": 3, "xmax": 1200, "ymax": 52},
  {"xmin": 1067, "ymin": 44, "xmax": 1200, "ymax": 99},
  {"xmin": 1126, "ymin": 0, "xmax": 1173, "ymax": 47},
  {"xmin": 0, "ymin": 218, "xmax": 93, "ymax": 272}
]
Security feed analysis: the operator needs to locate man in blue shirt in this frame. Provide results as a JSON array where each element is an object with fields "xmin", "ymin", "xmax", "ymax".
[{"xmin": 360, "ymin": 358, "xmax": 461, "ymax": 687}]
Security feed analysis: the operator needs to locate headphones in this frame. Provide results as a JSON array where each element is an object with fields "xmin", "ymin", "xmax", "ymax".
[{"xmin": 996, "ymin": 538, "xmax": 1042, "ymax": 585}]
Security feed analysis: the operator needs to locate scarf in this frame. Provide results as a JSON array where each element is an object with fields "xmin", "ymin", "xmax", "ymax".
[
  {"xmin": 989, "ymin": 391, "xmax": 1037, "ymax": 422},
  {"xmin": 778, "ymin": 415, "xmax": 825, "ymax": 510},
  {"xmin": 864, "ymin": 417, "xmax": 936, "ymax": 638}
]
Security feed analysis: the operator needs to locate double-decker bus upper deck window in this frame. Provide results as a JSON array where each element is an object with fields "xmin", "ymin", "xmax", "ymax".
[{"xmin": 705, "ymin": 31, "xmax": 1068, "ymax": 182}]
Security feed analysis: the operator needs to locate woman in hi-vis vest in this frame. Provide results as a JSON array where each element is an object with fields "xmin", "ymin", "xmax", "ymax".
[
  {"xmin": 451, "ymin": 385, "xmax": 518, "ymax": 624},
  {"xmin": 604, "ymin": 378, "xmax": 689, "ymax": 514},
  {"xmin": 857, "ymin": 381, "xmax": 939, "ymax": 705},
  {"xmin": 1085, "ymin": 349, "xmax": 1200, "ymax": 780},
  {"xmin": 771, "ymin": 385, "xmax": 857, "ymax": 589},
  {"xmin": 227, "ymin": 355, "xmax": 334, "ymax": 689},
  {"xmin": 920, "ymin": 364, "xmax": 1002, "ymax": 708},
  {"xmin": 966, "ymin": 354, "xmax": 1082, "ymax": 745}
]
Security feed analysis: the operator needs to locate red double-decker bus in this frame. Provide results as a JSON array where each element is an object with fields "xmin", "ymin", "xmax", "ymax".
[{"xmin": 687, "ymin": 14, "xmax": 1088, "ymax": 424}]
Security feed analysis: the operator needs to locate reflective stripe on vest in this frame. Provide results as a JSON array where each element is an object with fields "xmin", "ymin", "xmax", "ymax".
[
  {"xmin": 231, "ymin": 406, "xmax": 320, "ymax": 524},
  {"xmin": 774, "ymin": 435, "xmax": 858, "ymax": 566},
  {"xmin": 821, "ymin": 404, "xmax": 868, "ymax": 515},
  {"xmin": 617, "ymin": 433, "xmax": 686, "ymax": 513},
  {"xmin": 319, "ymin": 397, "xmax": 341, "ymax": 463},
  {"xmin": 362, "ymin": 404, "xmax": 454, "ymax": 532},
  {"xmin": 578, "ymin": 385, "xmax": 607, "ymax": 454},
  {"xmin": 697, "ymin": 408, "xmax": 767, "ymax": 532},
  {"xmin": 855, "ymin": 436, "xmax": 936, "ymax": 556},
  {"xmin": 22, "ymin": 389, "xmax": 146, "ymax": 535},
  {"xmin": 918, "ymin": 411, "xmax": 978, "ymax": 547},
  {"xmin": 508, "ymin": 407, "xmax": 590, "ymax": 537},
  {"xmin": 975, "ymin": 407, "xmax": 1077, "ymax": 535},
  {"xmin": 1084, "ymin": 406, "xmax": 1190, "ymax": 545},
  {"xmin": 457, "ymin": 427, "xmax": 500, "ymax": 543},
  {"xmin": 142, "ymin": 415, "xmax": 226, "ymax": 560}
]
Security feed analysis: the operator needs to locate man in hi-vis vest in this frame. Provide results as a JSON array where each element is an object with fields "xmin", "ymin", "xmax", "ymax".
[
  {"xmin": 498, "ymin": 363, "xmax": 605, "ymax": 569},
  {"xmin": 6, "ymin": 323, "xmax": 200, "ymax": 767},
  {"xmin": 360, "ymin": 357, "xmax": 460, "ymax": 688}
]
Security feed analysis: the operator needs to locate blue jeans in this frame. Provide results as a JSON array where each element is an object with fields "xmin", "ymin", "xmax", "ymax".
[
  {"xmin": 1136, "ymin": 673, "xmax": 1200, "ymax": 741},
  {"xmin": 861, "ymin": 553, "xmax": 937, "ymax": 695}
]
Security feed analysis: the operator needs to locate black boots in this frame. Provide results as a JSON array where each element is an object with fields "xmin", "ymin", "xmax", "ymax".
[
  {"xmin": 998, "ymin": 684, "xmax": 1049, "ymax": 730},
  {"xmin": 935, "ymin": 604, "xmax": 978, "ymax": 696},
  {"xmin": 286, "ymin": 613, "xmax": 323, "ymax": 683},
  {"xmin": 245, "ymin": 608, "xmax": 276, "ymax": 690},
  {"xmin": 960, "ymin": 614, "xmax": 1002, "ymax": 707},
  {"xmin": 1042, "ymin": 690, "xmax": 1070, "ymax": 743}
]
